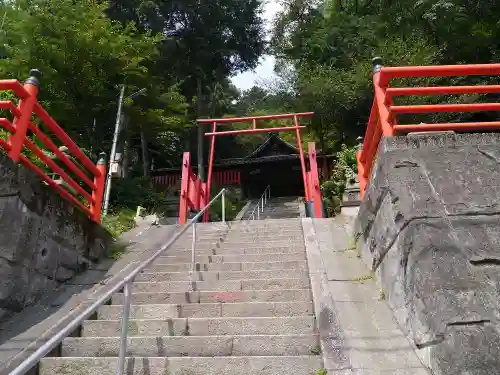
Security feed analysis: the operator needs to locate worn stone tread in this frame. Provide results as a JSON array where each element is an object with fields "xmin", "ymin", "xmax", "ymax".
[
  {"xmin": 82, "ymin": 316, "xmax": 316, "ymax": 336},
  {"xmin": 39, "ymin": 356, "xmax": 324, "ymax": 375},
  {"xmin": 97, "ymin": 301, "xmax": 314, "ymax": 320},
  {"xmin": 62, "ymin": 334, "xmax": 320, "ymax": 357},
  {"xmin": 111, "ymin": 289, "xmax": 312, "ymax": 305}
]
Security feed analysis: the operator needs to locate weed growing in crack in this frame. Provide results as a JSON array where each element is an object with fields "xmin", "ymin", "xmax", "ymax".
[{"xmin": 310, "ymin": 344, "xmax": 322, "ymax": 355}]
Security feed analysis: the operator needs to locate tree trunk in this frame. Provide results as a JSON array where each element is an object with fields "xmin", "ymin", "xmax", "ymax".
[
  {"xmin": 122, "ymin": 137, "xmax": 129, "ymax": 178},
  {"xmin": 140, "ymin": 127, "xmax": 149, "ymax": 177},
  {"xmin": 197, "ymin": 77, "xmax": 205, "ymax": 180}
]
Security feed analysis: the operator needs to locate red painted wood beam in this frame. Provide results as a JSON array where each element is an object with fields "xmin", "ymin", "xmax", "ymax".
[
  {"xmin": 197, "ymin": 112, "xmax": 313, "ymax": 124},
  {"xmin": 205, "ymin": 126, "xmax": 305, "ymax": 137}
]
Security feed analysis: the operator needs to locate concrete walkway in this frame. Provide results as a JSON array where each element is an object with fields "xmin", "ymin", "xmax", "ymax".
[{"xmin": 304, "ymin": 216, "xmax": 431, "ymax": 374}]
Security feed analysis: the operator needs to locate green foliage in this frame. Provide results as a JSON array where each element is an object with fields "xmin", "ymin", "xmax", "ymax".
[
  {"xmin": 110, "ymin": 177, "xmax": 171, "ymax": 214},
  {"xmin": 105, "ymin": 241, "xmax": 128, "ymax": 260},
  {"xmin": 102, "ymin": 209, "xmax": 136, "ymax": 238},
  {"xmin": 266, "ymin": 0, "xmax": 500, "ymax": 156},
  {"xmin": 0, "ymin": 0, "xmax": 266, "ymax": 221},
  {"xmin": 315, "ymin": 369, "xmax": 328, "ymax": 375},
  {"xmin": 208, "ymin": 187, "xmax": 245, "ymax": 222},
  {"xmin": 321, "ymin": 144, "xmax": 358, "ymax": 216}
]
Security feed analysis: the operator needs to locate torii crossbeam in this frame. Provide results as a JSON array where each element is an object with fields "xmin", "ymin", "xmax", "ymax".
[{"xmin": 197, "ymin": 112, "xmax": 314, "ymax": 221}]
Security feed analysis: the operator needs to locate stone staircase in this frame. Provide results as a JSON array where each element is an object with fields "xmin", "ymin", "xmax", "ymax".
[
  {"xmin": 244, "ymin": 196, "xmax": 302, "ymax": 220},
  {"xmin": 39, "ymin": 219, "xmax": 323, "ymax": 375}
]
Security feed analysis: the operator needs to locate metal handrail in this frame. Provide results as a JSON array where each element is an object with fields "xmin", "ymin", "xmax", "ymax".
[
  {"xmin": 249, "ymin": 185, "xmax": 270, "ymax": 220},
  {"xmin": 9, "ymin": 188, "xmax": 227, "ymax": 375}
]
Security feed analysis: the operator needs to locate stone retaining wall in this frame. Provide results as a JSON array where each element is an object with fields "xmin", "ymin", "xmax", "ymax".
[
  {"xmin": 355, "ymin": 133, "xmax": 500, "ymax": 375},
  {"xmin": 0, "ymin": 152, "xmax": 111, "ymax": 319}
]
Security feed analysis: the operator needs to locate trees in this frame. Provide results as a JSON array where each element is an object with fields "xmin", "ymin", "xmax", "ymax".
[
  {"xmin": 106, "ymin": 0, "xmax": 265, "ymax": 118},
  {"xmin": 0, "ymin": 0, "xmax": 185, "ymax": 159},
  {"xmin": 106, "ymin": 0, "xmax": 266, "ymax": 177},
  {"xmin": 0, "ymin": 0, "xmax": 266, "ymax": 178}
]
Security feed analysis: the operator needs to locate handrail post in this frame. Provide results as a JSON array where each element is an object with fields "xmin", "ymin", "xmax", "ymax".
[
  {"xmin": 8, "ymin": 69, "xmax": 41, "ymax": 162},
  {"xmin": 91, "ymin": 152, "xmax": 107, "ymax": 222},
  {"xmin": 117, "ymin": 281, "xmax": 133, "ymax": 375},
  {"xmin": 222, "ymin": 189, "xmax": 226, "ymax": 224},
  {"xmin": 191, "ymin": 221, "xmax": 197, "ymax": 272}
]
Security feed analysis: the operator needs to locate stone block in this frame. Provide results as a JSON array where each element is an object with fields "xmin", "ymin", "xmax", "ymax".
[
  {"xmin": 0, "ymin": 257, "xmax": 58, "ymax": 313},
  {"xmin": 0, "ymin": 152, "xmax": 112, "ymax": 317},
  {"xmin": 355, "ymin": 133, "xmax": 500, "ymax": 374}
]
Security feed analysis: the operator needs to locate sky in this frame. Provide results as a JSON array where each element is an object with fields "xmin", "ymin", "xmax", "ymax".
[{"xmin": 231, "ymin": 0, "xmax": 282, "ymax": 91}]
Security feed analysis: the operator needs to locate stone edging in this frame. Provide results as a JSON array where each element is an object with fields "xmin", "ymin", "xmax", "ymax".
[{"xmin": 302, "ymin": 218, "xmax": 351, "ymax": 373}]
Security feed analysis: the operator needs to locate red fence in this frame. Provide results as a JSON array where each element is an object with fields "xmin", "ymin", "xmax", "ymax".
[
  {"xmin": 0, "ymin": 69, "xmax": 106, "ymax": 222},
  {"xmin": 154, "ymin": 170, "xmax": 240, "ymax": 188},
  {"xmin": 153, "ymin": 174, "xmax": 181, "ymax": 187},
  {"xmin": 178, "ymin": 152, "xmax": 207, "ymax": 224},
  {"xmin": 357, "ymin": 58, "xmax": 500, "ymax": 199}
]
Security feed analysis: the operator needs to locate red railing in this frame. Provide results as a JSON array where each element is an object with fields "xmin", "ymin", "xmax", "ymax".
[
  {"xmin": 357, "ymin": 58, "xmax": 500, "ymax": 199},
  {"xmin": 178, "ymin": 152, "xmax": 207, "ymax": 224},
  {"xmin": 0, "ymin": 69, "xmax": 106, "ymax": 222}
]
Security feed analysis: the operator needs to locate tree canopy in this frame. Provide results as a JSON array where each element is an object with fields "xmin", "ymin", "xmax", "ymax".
[{"xmin": 1, "ymin": 0, "xmax": 500, "ymax": 213}]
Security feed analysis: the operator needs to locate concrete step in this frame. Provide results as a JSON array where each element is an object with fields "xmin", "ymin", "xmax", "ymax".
[
  {"xmin": 227, "ymin": 227, "xmax": 302, "ymax": 233},
  {"xmin": 153, "ymin": 252, "xmax": 306, "ymax": 264},
  {"xmin": 96, "ymin": 301, "xmax": 314, "ymax": 320},
  {"xmin": 130, "ymin": 278, "xmax": 309, "ymax": 293},
  {"xmin": 106, "ymin": 315, "xmax": 314, "ymax": 336},
  {"xmin": 219, "ymin": 240, "xmax": 304, "ymax": 246},
  {"xmin": 164, "ymin": 246, "xmax": 305, "ymax": 256},
  {"xmin": 223, "ymin": 232, "xmax": 303, "ymax": 237},
  {"xmin": 83, "ymin": 316, "xmax": 316, "ymax": 336},
  {"xmin": 135, "ymin": 269, "xmax": 309, "ymax": 282},
  {"xmin": 40, "ymin": 356, "xmax": 324, "ymax": 375},
  {"xmin": 144, "ymin": 260, "xmax": 308, "ymax": 273},
  {"xmin": 62, "ymin": 334, "xmax": 320, "ymax": 357},
  {"xmin": 111, "ymin": 289, "xmax": 312, "ymax": 305},
  {"xmin": 174, "ymin": 242, "xmax": 304, "ymax": 251},
  {"xmin": 223, "ymin": 233, "xmax": 301, "ymax": 238},
  {"xmin": 164, "ymin": 244, "xmax": 304, "ymax": 256}
]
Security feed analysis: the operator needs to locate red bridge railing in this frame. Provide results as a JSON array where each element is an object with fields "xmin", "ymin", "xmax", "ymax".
[
  {"xmin": 0, "ymin": 69, "xmax": 106, "ymax": 222},
  {"xmin": 357, "ymin": 58, "xmax": 500, "ymax": 199}
]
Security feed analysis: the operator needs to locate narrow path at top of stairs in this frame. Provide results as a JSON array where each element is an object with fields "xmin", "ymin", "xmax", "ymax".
[{"xmin": 39, "ymin": 219, "xmax": 323, "ymax": 375}]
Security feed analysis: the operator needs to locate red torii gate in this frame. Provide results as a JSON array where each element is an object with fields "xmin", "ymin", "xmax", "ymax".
[{"xmin": 177, "ymin": 112, "xmax": 323, "ymax": 223}]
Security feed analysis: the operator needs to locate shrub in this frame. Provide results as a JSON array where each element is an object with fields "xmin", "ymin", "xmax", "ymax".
[
  {"xmin": 101, "ymin": 208, "xmax": 136, "ymax": 238},
  {"xmin": 321, "ymin": 144, "xmax": 358, "ymax": 216},
  {"xmin": 207, "ymin": 186, "xmax": 245, "ymax": 222}
]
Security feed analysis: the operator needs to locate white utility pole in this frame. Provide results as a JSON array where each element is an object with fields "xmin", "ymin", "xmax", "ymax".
[{"xmin": 102, "ymin": 83, "xmax": 126, "ymax": 216}]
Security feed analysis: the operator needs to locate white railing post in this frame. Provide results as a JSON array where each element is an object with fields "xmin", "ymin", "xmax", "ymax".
[
  {"xmin": 222, "ymin": 190, "xmax": 226, "ymax": 224},
  {"xmin": 117, "ymin": 281, "xmax": 133, "ymax": 375},
  {"xmin": 191, "ymin": 221, "xmax": 196, "ymax": 272}
]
